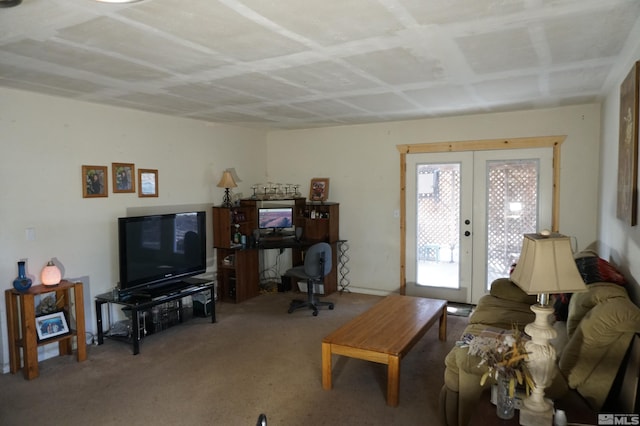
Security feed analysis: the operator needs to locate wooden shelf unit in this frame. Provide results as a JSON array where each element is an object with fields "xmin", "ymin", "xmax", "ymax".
[
  {"xmin": 215, "ymin": 247, "xmax": 259, "ymax": 303},
  {"xmin": 5, "ymin": 280, "xmax": 86, "ymax": 380},
  {"xmin": 302, "ymin": 201, "xmax": 339, "ymax": 242},
  {"xmin": 299, "ymin": 201, "xmax": 339, "ymax": 295},
  {"xmin": 212, "ymin": 198, "xmax": 340, "ymax": 303},
  {"xmin": 212, "ymin": 200, "xmax": 257, "ymax": 249},
  {"xmin": 213, "ymin": 200, "xmax": 261, "ymax": 303}
]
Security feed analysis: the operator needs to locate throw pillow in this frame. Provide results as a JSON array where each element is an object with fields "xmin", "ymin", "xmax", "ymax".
[
  {"xmin": 553, "ymin": 257, "xmax": 627, "ymax": 321},
  {"xmin": 575, "ymin": 256, "xmax": 627, "ymax": 286}
]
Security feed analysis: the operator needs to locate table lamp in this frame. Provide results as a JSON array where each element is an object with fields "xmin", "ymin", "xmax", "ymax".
[
  {"xmin": 217, "ymin": 170, "xmax": 237, "ymax": 207},
  {"xmin": 41, "ymin": 259, "xmax": 62, "ymax": 286},
  {"xmin": 510, "ymin": 232, "xmax": 586, "ymax": 426}
]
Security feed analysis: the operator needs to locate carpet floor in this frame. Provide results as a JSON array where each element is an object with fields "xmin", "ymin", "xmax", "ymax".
[{"xmin": 0, "ymin": 291, "xmax": 468, "ymax": 426}]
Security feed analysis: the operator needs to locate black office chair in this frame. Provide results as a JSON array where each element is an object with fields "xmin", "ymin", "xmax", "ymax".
[{"xmin": 285, "ymin": 242, "xmax": 334, "ymax": 316}]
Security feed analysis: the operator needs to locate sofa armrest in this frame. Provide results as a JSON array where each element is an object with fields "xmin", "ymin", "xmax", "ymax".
[
  {"xmin": 469, "ymin": 294, "xmax": 535, "ymax": 330},
  {"xmin": 489, "ymin": 278, "xmax": 537, "ymax": 305},
  {"xmin": 559, "ymin": 297, "xmax": 640, "ymax": 410},
  {"xmin": 567, "ymin": 282, "xmax": 629, "ymax": 337}
]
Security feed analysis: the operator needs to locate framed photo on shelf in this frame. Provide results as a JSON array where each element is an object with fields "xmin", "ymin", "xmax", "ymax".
[
  {"xmin": 112, "ymin": 163, "xmax": 135, "ymax": 193},
  {"xmin": 82, "ymin": 165, "xmax": 108, "ymax": 198},
  {"xmin": 36, "ymin": 311, "xmax": 70, "ymax": 341},
  {"xmin": 309, "ymin": 177, "xmax": 330, "ymax": 202},
  {"xmin": 138, "ymin": 168, "xmax": 158, "ymax": 197},
  {"xmin": 617, "ymin": 61, "xmax": 640, "ymax": 226}
]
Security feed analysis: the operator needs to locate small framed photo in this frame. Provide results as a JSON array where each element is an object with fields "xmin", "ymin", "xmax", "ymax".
[
  {"xmin": 36, "ymin": 311, "xmax": 70, "ymax": 341},
  {"xmin": 82, "ymin": 165, "xmax": 108, "ymax": 198},
  {"xmin": 138, "ymin": 168, "xmax": 158, "ymax": 197},
  {"xmin": 309, "ymin": 177, "xmax": 330, "ymax": 202},
  {"xmin": 112, "ymin": 163, "xmax": 135, "ymax": 193}
]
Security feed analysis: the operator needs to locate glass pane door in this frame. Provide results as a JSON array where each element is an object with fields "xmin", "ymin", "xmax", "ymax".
[
  {"xmin": 416, "ymin": 162, "xmax": 461, "ymax": 288},
  {"xmin": 485, "ymin": 159, "xmax": 540, "ymax": 286},
  {"xmin": 406, "ymin": 152, "xmax": 473, "ymax": 304}
]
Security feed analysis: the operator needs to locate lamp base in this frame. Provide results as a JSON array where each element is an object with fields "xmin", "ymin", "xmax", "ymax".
[
  {"xmin": 519, "ymin": 302, "xmax": 557, "ymax": 426},
  {"xmin": 221, "ymin": 188, "xmax": 232, "ymax": 207},
  {"xmin": 519, "ymin": 397, "xmax": 553, "ymax": 426}
]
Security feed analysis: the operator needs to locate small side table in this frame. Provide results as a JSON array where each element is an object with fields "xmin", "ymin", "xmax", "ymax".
[{"xmin": 5, "ymin": 281, "xmax": 87, "ymax": 380}]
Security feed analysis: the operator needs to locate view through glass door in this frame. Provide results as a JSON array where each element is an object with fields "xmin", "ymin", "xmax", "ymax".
[{"xmin": 405, "ymin": 148, "xmax": 552, "ymax": 305}]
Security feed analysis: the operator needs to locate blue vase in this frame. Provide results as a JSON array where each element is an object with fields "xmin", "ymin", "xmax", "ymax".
[{"xmin": 13, "ymin": 261, "xmax": 32, "ymax": 292}]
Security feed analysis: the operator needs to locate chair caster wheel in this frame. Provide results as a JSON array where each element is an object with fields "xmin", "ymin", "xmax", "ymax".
[
  {"xmin": 329, "ymin": 304, "xmax": 334, "ymax": 310},
  {"xmin": 287, "ymin": 308, "xmax": 294, "ymax": 314},
  {"xmin": 313, "ymin": 311, "xmax": 318, "ymax": 316}
]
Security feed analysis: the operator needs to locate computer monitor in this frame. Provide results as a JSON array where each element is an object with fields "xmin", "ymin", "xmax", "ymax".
[{"xmin": 258, "ymin": 207, "xmax": 293, "ymax": 232}]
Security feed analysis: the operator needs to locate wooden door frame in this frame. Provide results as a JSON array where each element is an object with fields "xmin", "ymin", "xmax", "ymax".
[{"xmin": 396, "ymin": 135, "xmax": 566, "ymax": 291}]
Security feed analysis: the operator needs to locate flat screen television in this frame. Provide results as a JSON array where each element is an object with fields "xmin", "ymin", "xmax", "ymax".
[
  {"xmin": 118, "ymin": 211, "xmax": 206, "ymax": 296},
  {"xmin": 258, "ymin": 207, "xmax": 293, "ymax": 232}
]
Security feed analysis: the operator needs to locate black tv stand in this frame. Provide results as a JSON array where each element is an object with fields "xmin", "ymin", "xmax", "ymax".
[{"xmin": 95, "ymin": 278, "xmax": 215, "ymax": 355}]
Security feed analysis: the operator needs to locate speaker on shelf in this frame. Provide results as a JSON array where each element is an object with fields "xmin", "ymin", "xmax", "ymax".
[
  {"xmin": 295, "ymin": 226, "xmax": 303, "ymax": 241},
  {"xmin": 253, "ymin": 229, "xmax": 261, "ymax": 244}
]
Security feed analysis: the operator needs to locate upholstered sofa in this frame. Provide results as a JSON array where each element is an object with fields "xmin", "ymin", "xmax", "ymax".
[{"xmin": 439, "ymin": 252, "xmax": 640, "ymax": 426}]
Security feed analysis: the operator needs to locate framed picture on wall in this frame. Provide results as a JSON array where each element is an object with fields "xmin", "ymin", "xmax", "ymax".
[
  {"xmin": 309, "ymin": 177, "xmax": 329, "ymax": 202},
  {"xmin": 617, "ymin": 61, "xmax": 640, "ymax": 226},
  {"xmin": 138, "ymin": 168, "xmax": 158, "ymax": 197},
  {"xmin": 82, "ymin": 165, "xmax": 108, "ymax": 198},
  {"xmin": 112, "ymin": 163, "xmax": 135, "ymax": 193},
  {"xmin": 36, "ymin": 311, "xmax": 69, "ymax": 341}
]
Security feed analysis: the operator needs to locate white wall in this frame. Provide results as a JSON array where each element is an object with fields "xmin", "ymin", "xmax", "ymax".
[
  {"xmin": 0, "ymin": 88, "xmax": 267, "ymax": 370},
  {"xmin": 599, "ymin": 54, "xmax": 640, "ymax": 303},
  {"xmin": 266, "ymin": 104, "xmax": 601, "ymax": 295}
]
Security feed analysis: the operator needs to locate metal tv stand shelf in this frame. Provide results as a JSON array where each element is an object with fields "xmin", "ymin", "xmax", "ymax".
[{"xmin": 95, "ymin": 278, "xmax": 215, "ymax": 355}]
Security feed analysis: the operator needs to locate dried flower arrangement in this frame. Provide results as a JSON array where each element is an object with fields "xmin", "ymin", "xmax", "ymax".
[{"xmin": 467, "ymin": 326, "xmax": 535, "ymax": 397}]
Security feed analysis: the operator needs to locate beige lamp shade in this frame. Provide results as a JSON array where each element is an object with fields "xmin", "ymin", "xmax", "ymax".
[
  {"xmin": 511, "ymin": 233, "xmax": 586, "ymax": 296},
  {"xmin": 217, "ymin": 171, "xmax": 237, "ymax": 189},
  {"xmin": 41, "ymin": 260, "xmax": 62, "ymax": 286}
]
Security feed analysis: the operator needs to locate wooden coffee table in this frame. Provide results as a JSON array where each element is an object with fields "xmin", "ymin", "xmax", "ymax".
[{"xmin": 321, "ymin": 294, "xmax": 447, "ymax": 406}]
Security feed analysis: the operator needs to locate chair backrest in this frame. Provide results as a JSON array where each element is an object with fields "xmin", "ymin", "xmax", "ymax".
[{"xmin": 303, "ymin": 242, "xmax": 332, "ymax": 279}]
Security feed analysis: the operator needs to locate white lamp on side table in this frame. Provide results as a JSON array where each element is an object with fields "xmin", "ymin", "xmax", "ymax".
[{"xmin": 510, "ymin": 232, "xmax": 586, "ymax": 426}]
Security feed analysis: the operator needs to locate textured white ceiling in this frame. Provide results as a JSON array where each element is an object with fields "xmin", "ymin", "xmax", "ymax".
[{"xmin": 1, "ymin": 0, "xmax": 639, "ymax": 129}]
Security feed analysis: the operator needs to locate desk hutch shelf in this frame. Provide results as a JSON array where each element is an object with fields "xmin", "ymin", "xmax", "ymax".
[{"xmin": 212, "ymin": 198, "xmax": 339, "ymax": 303}]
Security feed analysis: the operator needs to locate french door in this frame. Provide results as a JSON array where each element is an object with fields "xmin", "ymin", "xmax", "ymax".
[{"xmin": 405, "ymin": 148, "xmax": 553, "ymax": 305}]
